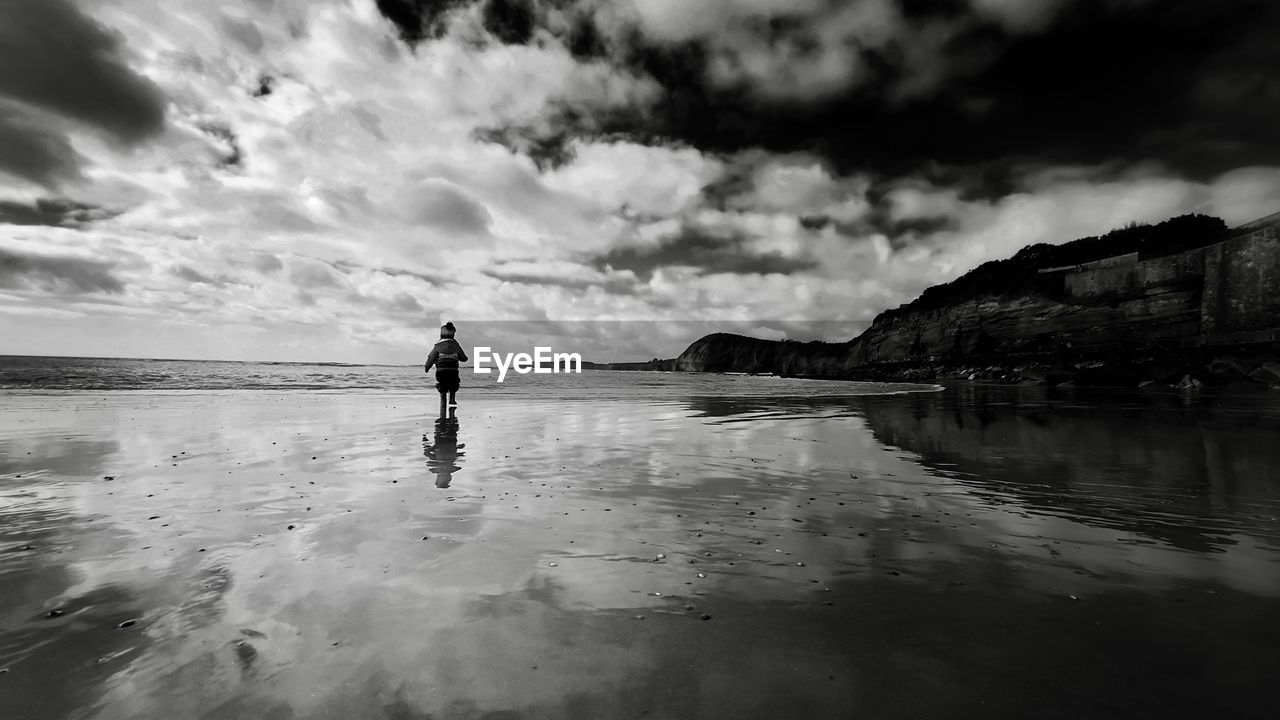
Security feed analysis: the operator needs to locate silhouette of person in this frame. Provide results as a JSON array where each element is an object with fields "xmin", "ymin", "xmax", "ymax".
[
  {"xmin": 424, "ymin": 322, "xmax": 468, "ymax": 416},
  {"xmin": 423, "ymin": 407, "xmax": 464, "ymax": 488}
]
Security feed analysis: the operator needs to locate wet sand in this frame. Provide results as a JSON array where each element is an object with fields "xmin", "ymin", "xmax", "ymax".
[{"xmin": 2, "ymin": 387, "xmax": 1279, "ymax": 719}]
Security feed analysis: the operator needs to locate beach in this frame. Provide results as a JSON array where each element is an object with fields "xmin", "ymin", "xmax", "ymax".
[{"xmin": 3, "ymin": 378, "xmax": 1280, "ymax": 719}]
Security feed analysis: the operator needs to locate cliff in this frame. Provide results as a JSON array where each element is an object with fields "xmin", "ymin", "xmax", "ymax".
[
  {"xmin": 673, "ymin": 334, "xmax": 858, "ymax": 374},
  {"xmin": 674, "ymin": 212, "xmax": 1280, "ymax": 388}
]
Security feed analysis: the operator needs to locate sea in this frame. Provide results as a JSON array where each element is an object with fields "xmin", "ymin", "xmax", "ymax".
[{"xmin": 0, "ymin": 354, "xmax": 928, "ymax": 398}]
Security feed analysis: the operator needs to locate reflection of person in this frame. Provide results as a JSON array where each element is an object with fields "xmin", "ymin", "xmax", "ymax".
[
  {"xmin": 424, "ymin": 322, "xmax": 468, "ymax": 415},
  {"xmin": 423, "ymin": 409, "xmax": 464, "ymax": 488}
]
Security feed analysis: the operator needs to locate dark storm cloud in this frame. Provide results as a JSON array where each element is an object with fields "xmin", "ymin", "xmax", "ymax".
[
  {"xmin": 565, "ymin": 10, "xmax": 608, "ymax": 59},
  {"xmin": 0, "ymin": 0, "xmax": 165, "ymax": 188},
  {"xmin": 0, "ymin": 105, "xmax": 85, "ymax": 187},
  {"xmin": 374, "ymin": 0, "xmax": 476, "ymax": 44},
  {"xmin": 481, "ymin": 0, "xmax": 536, "ymax": 44},
  {"xmin": 0, "ymin": 0, "xmax": 166, "ymax": 143},
  {"xmin": 0, "ymin": 247, "xmax": 125, "ymax": 294},
  {"xmin": 376, "ymin": 0, "xmax": 538, "ymax": 46},
  {"xmin": 591, "ymin": 225, "xmax": 815, "ymax": 279},
  {"xmin": 391, "ymin": 0, "xmax": 1280, "ymax": 189},
  {"xmin": 0, "ymin": 198, "xmax": 122, "ymax": 228},
  {"xmin": 1168, "ymin": 5, "xmax": 1280, "ymax": 176}
]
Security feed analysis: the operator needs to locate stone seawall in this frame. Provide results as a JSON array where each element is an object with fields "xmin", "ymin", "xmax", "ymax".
[{"xmin": 1203, "ymin": 223, "xmax": 1280, "ymax": 337}]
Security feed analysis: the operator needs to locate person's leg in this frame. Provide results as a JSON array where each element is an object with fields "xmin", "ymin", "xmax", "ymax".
[
  {"xmin": 438, "ymin": 369, "xmax": 459, "ymax": 406},
  {"xmin": 438, "ymin": 391, "xmax": 447, "ymax": 418}
]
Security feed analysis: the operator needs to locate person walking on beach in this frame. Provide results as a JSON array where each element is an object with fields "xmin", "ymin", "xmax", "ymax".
[{"xmin": 424, "ymin": 322, "xmax": 468, "ymax": 415}]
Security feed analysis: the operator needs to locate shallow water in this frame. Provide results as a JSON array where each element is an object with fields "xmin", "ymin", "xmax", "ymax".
[
  {"xmin": 0, "ymin": 354, "xmax": 924, "ymax": 397},
  {"xmin": 1, "ymin": 383, "xmax": 1279, "ymax": 719}
]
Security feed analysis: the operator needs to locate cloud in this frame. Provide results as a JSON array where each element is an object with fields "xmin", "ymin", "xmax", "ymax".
[
  {"xmin": 173, "ymin": 265, "xmax": 229, "ymax": 287},
  {"xmin": 701, "ymin": 152, "xmax": 872, "ymax": 224},
  {"xmin": 374, "ymin": 0, "xmax": 476, "ymax": 44},
  {"xmin": 219, "ymin": 14, "xmax": 266, "ymax": 54},
  {"xmin": 0, "ymin": 104, "xmax": 85, "ymax": 188},
  {"xmin": 0, "ymin": 0, "xmax": 166, "ymax": 141},
  {"xmin": 487, "ymin": 270, "xmax": 633, "ymax": 294},
  {"xmin": 687, "ymin": 0, "xmax": 905, "ymax": 102},
  {"xmin": 458, "ymin": 0, "xmax": 1280, "ymax": 186},
  {"xmin": 0, "ymin": 247, "xmax": 126, "ymax": 294},
  {"xmin": 0, "ymin": 198, "xmax": 122, "ymax": 227},
  {"xmin": 484, "ymin": 260, "xmax": 638, "ymax": 294},
  {"xmin": 196, "ymin": 121, "xmax": 245, "ymax": 169},
  {"xmin": 969, "ymin": 0, "xmax": 1070, "ymax": 32},
  {"xmin": 288, "ymin": 257, "xmax": 343, "ymax": 290},
  {"xmin": 248, "ymin": 252, "xmax": 283, "ymax": 274},
  {"xmin": 380, "ymin": 291, "xmax": 424, "ymax": 314},
  {"xmin": 1206, "ymin": 167, "xmax": 1280, "ymax": 225},
  {"xmin": 592, "ymin": 223, "xmax": 815, "ymax": 279},
  {"xmin": 541, "ymin": 140, "xmax": 722, "ymax": 216},
  {"xmin": 0, "ymin": 0, "xmax": 166, "ymax": 189},
  {"xmin": 398, "ymin": 179, "xmax": 493, "ymax": 236},
  {"xmin": 481, "ymin": 0, "xmax": 537, "ymax": 44},
  {"xmin": 333, "ymin": 261, "xmax": 444, "ymax": 286},
  {"xmin": 473, "ymin": 124, "xmax": 577, "ymax": 172}
]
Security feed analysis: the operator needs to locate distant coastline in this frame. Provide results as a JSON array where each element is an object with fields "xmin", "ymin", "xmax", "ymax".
[{"xmin": 580, "ymin": 359, "xmax": 676, "ymax": 371}]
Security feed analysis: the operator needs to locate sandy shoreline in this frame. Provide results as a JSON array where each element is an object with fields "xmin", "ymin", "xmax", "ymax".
[{"xmin": 2, "ymin": 389, "xmax": 1279, "ymax": 719}]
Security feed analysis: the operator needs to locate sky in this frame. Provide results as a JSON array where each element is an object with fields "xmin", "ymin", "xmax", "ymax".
[{"xmin": 1, "ymin": 0, "xmax": 1278, "ymax": 363}]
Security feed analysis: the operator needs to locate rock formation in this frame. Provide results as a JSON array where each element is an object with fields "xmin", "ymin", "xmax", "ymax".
[{"xmin": 673, "ymin": 212, "xmax": 1280, "ymax": 388}]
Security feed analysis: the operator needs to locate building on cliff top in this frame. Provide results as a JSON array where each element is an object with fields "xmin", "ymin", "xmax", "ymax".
[{"xmin": 1035, "ymin": 212, "xmax": 1280, "ymax": 348}]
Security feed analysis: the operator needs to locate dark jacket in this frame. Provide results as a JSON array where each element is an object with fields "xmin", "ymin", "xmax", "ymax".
[{"xmin": 425, "ymin": 339, "xmax": 468, "ymax": 372}]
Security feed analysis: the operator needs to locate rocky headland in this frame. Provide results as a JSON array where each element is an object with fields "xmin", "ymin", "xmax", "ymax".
[{"xmin": 670, "ymin": 211, "xmax": 1280, "ymax": 390}]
